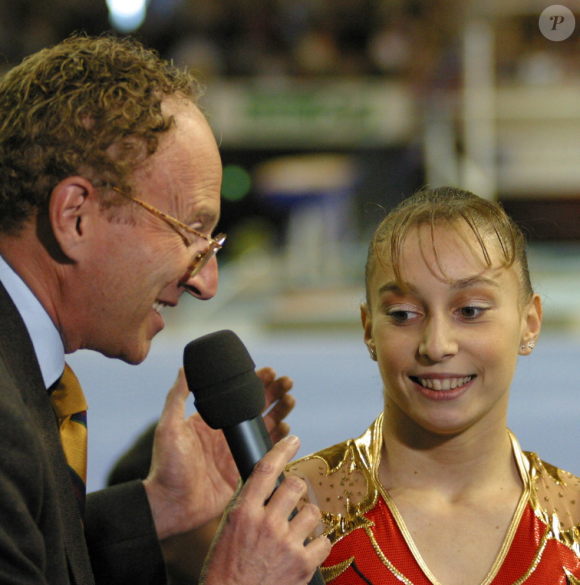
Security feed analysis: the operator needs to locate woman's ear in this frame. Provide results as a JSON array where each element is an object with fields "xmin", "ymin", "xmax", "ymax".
[
  {"xmin": 519, "ymin": 293, "xmax": 542, "ymax": 354},
  {"xmin": 361, "ymin": 302, "xmax": 376, "ymax": 360},
  {"xmin": 49, "ymin": 177, "xmax": 97, "ymax": 260}
]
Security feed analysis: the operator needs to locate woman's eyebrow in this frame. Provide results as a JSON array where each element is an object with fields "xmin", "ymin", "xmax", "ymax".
[
  {"xmin": 378, "ymin": 282, "xmax": 418, "ymax": 296},
  {"xmin": 450, "ymin": 275, "xmax": 501, "ymax": 290},
  {"xmin": 377, "ymin": 276, "xmax": 500, "ymax": 297}
]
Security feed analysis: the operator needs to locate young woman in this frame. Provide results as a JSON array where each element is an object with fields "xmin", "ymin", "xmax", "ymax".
[{"xmin": 287, "ymin": 187, "xmax": 580, "ymax": 584}]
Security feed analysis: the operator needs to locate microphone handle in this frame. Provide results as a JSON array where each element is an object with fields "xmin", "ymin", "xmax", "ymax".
[
  {"xmin": 223, "ymin": 418, "xmax": 326, "ymax": 585},
  {"xmin": 223, "ymin": 417, "xmax": 274, "ymax": 482}
]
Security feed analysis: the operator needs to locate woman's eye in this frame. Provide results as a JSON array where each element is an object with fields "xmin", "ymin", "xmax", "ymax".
[
  {"xmin": 458, "ymin": 306, "xmax": 486, "ymax": 319},
  {"xmin": 387, "ymin": 310, "xmax": 416, "ymax": 323}
]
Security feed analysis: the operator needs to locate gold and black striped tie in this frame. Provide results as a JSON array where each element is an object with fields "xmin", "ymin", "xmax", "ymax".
[{"xmin": 50, "ymin": 364, "xmax": 88, "ymax": 517}]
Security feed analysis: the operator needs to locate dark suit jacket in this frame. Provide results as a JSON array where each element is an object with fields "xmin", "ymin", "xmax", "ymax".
[{"xmin": 0, "ymin": 281, "xmax": 166, "ymax": 585}]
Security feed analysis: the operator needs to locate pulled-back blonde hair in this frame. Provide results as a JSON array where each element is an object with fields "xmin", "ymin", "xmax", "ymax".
[
  {"xmin": 0, "ymin": 34, "xmax": 202, "ymax": 234},
  {"xmin": 365, "ymin": 186, "xmax": 533, "ymax": 306}
]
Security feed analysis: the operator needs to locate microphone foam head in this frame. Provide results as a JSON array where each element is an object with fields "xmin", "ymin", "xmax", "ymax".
[{"xmin": 183, "ymin": 330, "xmax": 265, "ymax": 429}]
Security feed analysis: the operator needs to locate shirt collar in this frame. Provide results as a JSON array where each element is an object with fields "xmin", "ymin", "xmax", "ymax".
[{"xmin": 0, "ymin": 254, "xmax": 65, "ymax": 388}]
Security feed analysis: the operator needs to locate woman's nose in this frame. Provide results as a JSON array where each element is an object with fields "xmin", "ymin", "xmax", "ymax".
[{"xmin": 418, "ymin": 316, "xmax": 458, "ymax": 362}]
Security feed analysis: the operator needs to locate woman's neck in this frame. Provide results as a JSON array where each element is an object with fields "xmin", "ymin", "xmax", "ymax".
[{"xmin": 379, "ymin": 405, "xmax": 521, "ymax": 500}]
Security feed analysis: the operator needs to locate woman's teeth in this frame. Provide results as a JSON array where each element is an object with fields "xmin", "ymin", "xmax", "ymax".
[
  {"xmin": 153, "ymin": 301, "xmax": 167, "ymax": 315},
  {"xmin": 416, "ymin": 376, "xmax": 474, "ymax": 390}
]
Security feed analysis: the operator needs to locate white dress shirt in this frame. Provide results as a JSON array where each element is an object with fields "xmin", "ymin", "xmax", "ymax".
[{"xmin": 0, "ymin": 254, "xmax": 64, "ymax": 388}]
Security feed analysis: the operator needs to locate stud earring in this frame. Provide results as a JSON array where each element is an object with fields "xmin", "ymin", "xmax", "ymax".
[
  {"xmin": 367, "ymin": 346, "xmax": 377, "ymax": 361},
  {"xmin": 528, "ymin": 340, "xmax": 535, "ymax": 350}
]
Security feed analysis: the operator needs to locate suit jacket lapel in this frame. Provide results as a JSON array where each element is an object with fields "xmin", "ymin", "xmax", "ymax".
[{"xmin": 0, "ymin": 281, "xmax": 94, "ymax": 585}]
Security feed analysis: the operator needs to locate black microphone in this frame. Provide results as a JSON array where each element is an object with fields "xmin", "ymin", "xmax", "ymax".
[{"xmin": 183, "ymin": 329, "xmax": 325, "ymax": 585}]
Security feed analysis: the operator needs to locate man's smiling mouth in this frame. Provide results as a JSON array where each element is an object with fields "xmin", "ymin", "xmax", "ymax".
[
  {"xmin": 153, "ymin": 301, "xmax": 169, "ymax": 315},
  {"xmin": 410, "ymin": 375, "xmax": 475, "ymax": 391}
]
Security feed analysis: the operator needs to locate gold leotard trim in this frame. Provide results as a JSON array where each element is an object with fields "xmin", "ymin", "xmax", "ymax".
[{"xmin": 320, "ymin": 557, "xmax": 355, "ymax": 582}]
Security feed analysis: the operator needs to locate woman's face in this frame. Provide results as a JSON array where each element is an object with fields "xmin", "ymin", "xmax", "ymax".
[{"xmin": 362, "ymin": 223, "xmax": 542, "ymax": 437}]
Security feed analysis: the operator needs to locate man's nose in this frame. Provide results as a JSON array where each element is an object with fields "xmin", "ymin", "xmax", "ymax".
[{"xmin": 181, "ymin": 256, "xmax": 219, "ymax": 300}]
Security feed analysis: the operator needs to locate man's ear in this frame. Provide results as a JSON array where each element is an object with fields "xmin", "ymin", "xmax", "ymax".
[{"xmin": 49, "ymin": 177, "xmax": 98, "ymax": 260}]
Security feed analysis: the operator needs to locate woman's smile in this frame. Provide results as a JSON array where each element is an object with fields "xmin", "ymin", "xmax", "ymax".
[{"xmin": 409, "ymin": 374, "xmax": 476, "ymax": 402}]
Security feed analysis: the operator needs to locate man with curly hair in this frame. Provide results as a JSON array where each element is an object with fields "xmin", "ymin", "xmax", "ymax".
[{"xmin": 0, "ymin": 35, "xmax": 330, "ymax": 585}]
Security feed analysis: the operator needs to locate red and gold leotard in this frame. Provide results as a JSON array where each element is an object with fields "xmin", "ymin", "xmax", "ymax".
[{"xmin": 287, "ymin": 415, "xmax": 580, "ymax": 584}]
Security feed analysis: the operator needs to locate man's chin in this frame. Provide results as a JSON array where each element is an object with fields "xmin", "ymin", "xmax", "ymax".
[
  {"xmin": 102, "ymin": 337, "xmax": 154, "ymax": 365},
  {"xmin": 118, "ymin": 317, "xmax": 166, "ymax": 364}
]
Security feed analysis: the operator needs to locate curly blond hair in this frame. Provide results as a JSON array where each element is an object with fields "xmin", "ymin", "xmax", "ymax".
[
  {"xmin": 0, "ymin": 33, "xmax": 202, "ymax": 234},
  {"xmin": 365, "ymin": 187, "xmax": 533, "ymax": 306}
]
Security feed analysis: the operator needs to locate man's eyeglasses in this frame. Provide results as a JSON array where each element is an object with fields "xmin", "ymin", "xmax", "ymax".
[{"xmin": 110, "ymin": 186, "xmax": 226, "ymax": 286}]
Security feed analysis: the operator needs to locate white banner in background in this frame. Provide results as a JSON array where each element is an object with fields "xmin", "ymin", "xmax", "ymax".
[{"xmin": 201, "ymin": 80, "xmax": 416, "ymax": 148}]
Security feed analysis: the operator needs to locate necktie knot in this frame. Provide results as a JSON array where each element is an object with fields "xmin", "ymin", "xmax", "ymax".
[{"xmin": 50, "ymin": 364, "xmax": 88, "ymax": 418}]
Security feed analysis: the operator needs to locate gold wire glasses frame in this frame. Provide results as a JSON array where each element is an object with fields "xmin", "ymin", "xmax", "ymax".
[{"xmin": 110, "ymin": 186, "xmax": 226, "ymax": 285}]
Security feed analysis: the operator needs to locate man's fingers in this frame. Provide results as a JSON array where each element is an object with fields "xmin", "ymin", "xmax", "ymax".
[
  {"xmin": 243, "ymin": 443, "xmax": 324, "ymax": 543},
  {"xmin": 263, "ymin": 393, "xmax": 295, "ymax": 433},
  {"xmin": 269, "ymin": 421, "xmax": 290, "ymax": 443},
  {"xmin": 202, "ymin": 434, "xmax": 331, "ymax": 585},
  {"xmin": 239, "ymin": 435, "xmax": 301, "ymax": 506},
  {"xmin": 265, "ymin": 474, "xmax": 308, "ymax": 521},
  {"xmin": 261, "ymin": 372, "xmax": 293, "ymax": 408},
  {"xmin": 256, "ymin": 367, "xmax": 276, "ymax": 387},
  {"xmin": 304, "ymin": 534, "xmax": 332, "ymax": 570},
  {"xmin": 158, "ymin": 368, "xmax": 189, "ymax": 427},
  {"xmin": 288, "ymin": 502, "xmax": 323, "ymax": 541},
  {"xmin": 264, "ymin": 481, "xmax": 330, "ymax": 572}
]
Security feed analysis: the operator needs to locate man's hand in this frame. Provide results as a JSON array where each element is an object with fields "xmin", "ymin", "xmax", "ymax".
[
  {"xmin": 255, "ymin": 366, "xmax": 295, "ymax": 443},
  {"xmin": 200, "ymin": 436, "xmax": 331, "ymax": 585},
  {"xmin": 143, "ymin": 367, "xmax": 294, "ymax": 539}
]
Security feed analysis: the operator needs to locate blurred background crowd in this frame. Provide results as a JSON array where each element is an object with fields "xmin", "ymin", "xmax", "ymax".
[
  {"xmin": 2, "ymin": 0, "xmax": 580, "ymax": 488},
  {"xmin": 2, "ymin": 0, "xmax": 580, "ymax": 84}
]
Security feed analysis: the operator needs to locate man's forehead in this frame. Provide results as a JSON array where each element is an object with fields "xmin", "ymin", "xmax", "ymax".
[
  {"xmin": 139, "ymin": 99, "xmax": 220, "ymax": 183},
  {"xmin": 161, "ymin": 94, "xmax": 202, "ymax": 116}
]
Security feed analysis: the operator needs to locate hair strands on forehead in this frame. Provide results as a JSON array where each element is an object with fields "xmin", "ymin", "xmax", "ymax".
[{"xmin": 365, "ymin": 187, "xmax": 532, "ymax": 306}]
